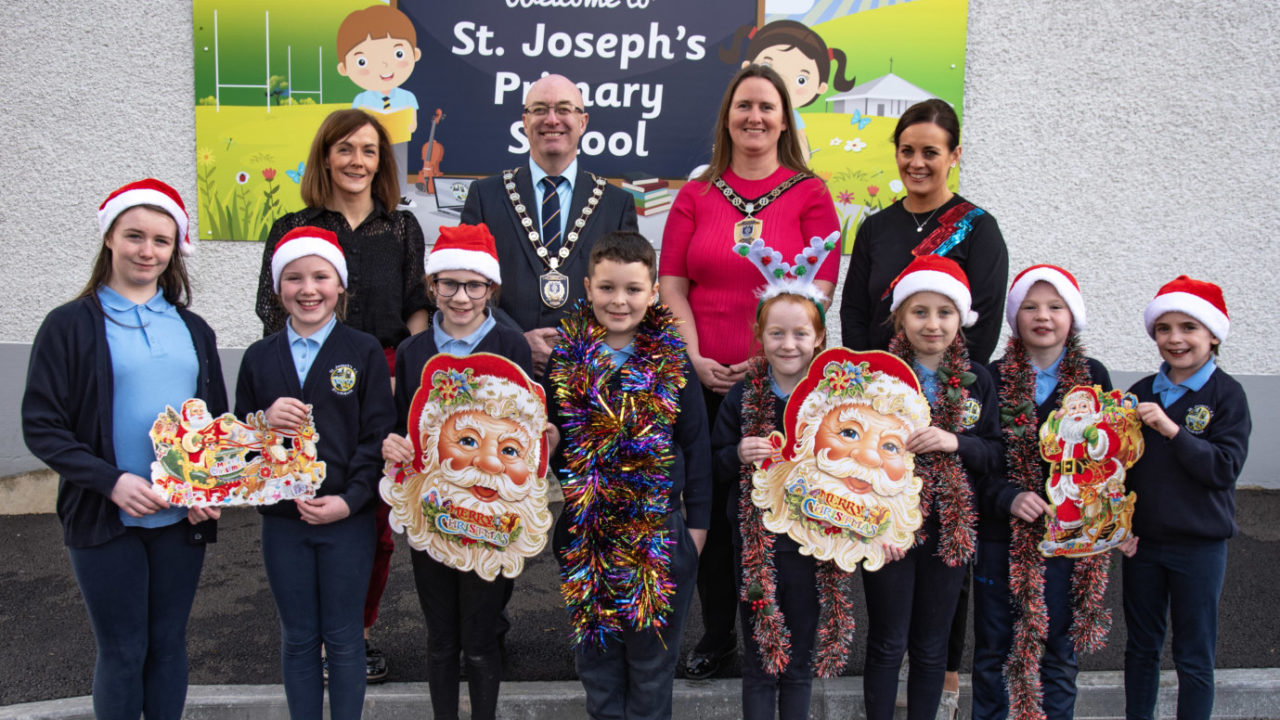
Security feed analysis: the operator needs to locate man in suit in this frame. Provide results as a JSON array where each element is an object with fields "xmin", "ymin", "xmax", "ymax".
[{"xmin": 461, "ymin": 73, "xmax": 637, "ymax": 376}]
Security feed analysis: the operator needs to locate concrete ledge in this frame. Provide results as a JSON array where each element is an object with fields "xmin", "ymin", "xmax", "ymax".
[
  {"xmin": 0, "ymin": 469, "xmax": 56, "ymax": 515},
  {"xmin": 3, "ymin": 670, "xmax": 1277, "ymax": 719}
]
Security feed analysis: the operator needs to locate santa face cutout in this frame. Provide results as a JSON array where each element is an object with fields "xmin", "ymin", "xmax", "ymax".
[
  {"xmin": 751, "ymin": 348, "xmax": 930, "ymax": 572},
  {"xmin": 381, "ymin": 353, "xmax": 553, "ymax": 581}
]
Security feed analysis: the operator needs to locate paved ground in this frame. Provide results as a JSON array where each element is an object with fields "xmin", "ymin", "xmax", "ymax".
[{"xmin": 2, "ymin": 490, "xmax": 1278, "ymax": 707}]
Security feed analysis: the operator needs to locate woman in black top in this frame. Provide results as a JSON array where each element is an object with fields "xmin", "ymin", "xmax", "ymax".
[{"xmin": 839, "ymin": 99, "xmax": 1008, "ymax": 366}]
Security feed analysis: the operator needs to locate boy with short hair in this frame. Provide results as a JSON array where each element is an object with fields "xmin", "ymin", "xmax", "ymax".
[
  {"xmin": 336, "ymin": 4, "xmax": 422, "ymax": 206},
  {"xmin": 545, "ymin": 231, "xmax": 710, "ymax": 720}
]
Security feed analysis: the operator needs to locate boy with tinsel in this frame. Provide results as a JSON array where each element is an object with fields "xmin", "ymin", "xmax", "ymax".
[
  {"xmin": 545, "ymin": 231, "xmax": 711, "ymax": 720},
  {"xmin": 975, "ymin": 265, "xmax": 1126, "ymax": 720}
]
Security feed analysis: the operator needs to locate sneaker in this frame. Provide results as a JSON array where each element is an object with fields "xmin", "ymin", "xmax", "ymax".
[
  {"xmin": 366, "ymin": 641, "xmax": 388, "ymax": 684},
  {"xmin": 936, "ymin": 688, "xmax": 959, "ymax": 720}
]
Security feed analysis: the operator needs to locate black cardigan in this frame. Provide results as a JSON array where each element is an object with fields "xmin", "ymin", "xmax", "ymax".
[{"xmin": 22, "ymin": 296, "xmax": 227, "ymax": 548}]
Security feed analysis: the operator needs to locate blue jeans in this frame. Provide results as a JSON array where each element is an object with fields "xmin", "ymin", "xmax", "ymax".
[
  {"xmin": 735, "ymin": 544, "xmax": 819, "ymax": 720},
  {"xmin": 67, "ymin": 520, "xmax": 206, "ymax": 720},
  {"xmin": 861, "ymin": 528, "xmax": 967, "ymax": 720},
  {"xmin": 262, "ymin": 511, "xmax": 375, "ymax": 720},
  {"xmin": 971, "ymin": 540, "xmax": 1078, "ymax": 720},
  {"xmin": 567, "ymin": 512, "xmax": 699, "ymax": 720},
  {"xmin": 1123, "ymin": 538, "xmax": 1227, "ymax": 720}
]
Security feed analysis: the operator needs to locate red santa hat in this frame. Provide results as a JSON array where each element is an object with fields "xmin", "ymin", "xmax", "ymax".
[
  {"xmin": 425, "ymin": 223, "xmax": 502, "ymax": 286},
  {"xmin": 98, "ymin": 179, "xmax": 193, "ymax": 256},
  {"xmin": 407, "ymin": 353, "xmax": 549, "ymax": 479},
  {"xmin": 889, "ymin": 255, "xmax": 978, "ymax": 327},
  {"xmin": 1063, "ymin": 384, "xmax": 1101, "ymax": 410},
  {"xmin": 1143, "ymin": 275, "xmax": 1230, "ymax": 342},
  {"xmin": 270, "ymin": 226, "xmax": 348, "ymax": 291},
  {"xmin": 1004, "ymin": 264, "xmax": 1087, "ymax": 336},
  {"xmin": 783, "ymin": 348, "xmax": 931, "ymax": 462}
]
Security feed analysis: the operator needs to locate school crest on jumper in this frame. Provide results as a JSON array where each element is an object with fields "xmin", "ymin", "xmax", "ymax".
[
  {"xmin": 149, "ymin": 398, "xmax": 326, "ymax": 506},
  {"xmin": 329, "ymin": 364, "xmax": 357, "ymax": 394},
  {"xmin": 1038, "ymin": 385, "xmax": 1144, "ymax": 558},
  {"xmin": 380, "ymin": 353, "xmax": 552, "ymax": 581},
  {"xmin": 1184, "ymin": 404, "xmax": 1212, "ymax": 433},
  {"xmin": 751, "ymin": 348, "xmax": 930, "ymax": 572}
]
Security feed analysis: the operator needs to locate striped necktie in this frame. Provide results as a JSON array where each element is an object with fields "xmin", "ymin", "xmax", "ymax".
[
  {"xmin": 540, "ymin": 176, "xmax": 566, "ymax": 251},
  {"xmin": 381, "ymin": 95, "xmax": 391, "ymax": 111}
]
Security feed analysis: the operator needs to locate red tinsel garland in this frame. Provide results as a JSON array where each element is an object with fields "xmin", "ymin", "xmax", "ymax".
[
  {"xmin": 996, "ymin": 334, "xmax": 1112, "ymax": 720},
  {"xmin": 738, "ymin": 356, "xmax": 856, "ymax": 678},
  {"xmin": 888, "ymin": 331, "xmax": 977, "ymax": 566}
]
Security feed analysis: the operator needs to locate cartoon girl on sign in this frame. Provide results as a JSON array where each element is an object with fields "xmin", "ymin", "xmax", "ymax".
[{"xmin": 724, "ymin": 20, "xmax": 858, "ymax": 159}]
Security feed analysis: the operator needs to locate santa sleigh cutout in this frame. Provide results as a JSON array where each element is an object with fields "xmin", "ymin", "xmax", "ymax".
[{"xmin": 150, "ymin": 398, "xmax": 326, "ymax": 506}]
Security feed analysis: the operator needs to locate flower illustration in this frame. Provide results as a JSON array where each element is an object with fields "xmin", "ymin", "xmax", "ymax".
[
  {"xmin": 829, "ymin": 137, "xmax": 842, "ymax": 146},
  {"xmin": 262, "ymin": 168, "xmax": 277, "ymax": 181},
  {"xmin": 837, "ymin": 190, "xmax": 855, "ymax": 205},
  {"xmin": 235, "ymin": 171, "xmax": 250, "ymax": 184},
  {"xmin": 197, "ymin": 148, "xmax": 216, "ymax": 167},
  {"xmin": 867, "ymin": 185, "xmax": 880, "ymax": 197},
  {"xmin": 889, "ymin": 179, "xmax": 904, "ymax": 194},
  {"xmin": 843, "ymin": 138, "xmax": 867, "ymax": 152}
]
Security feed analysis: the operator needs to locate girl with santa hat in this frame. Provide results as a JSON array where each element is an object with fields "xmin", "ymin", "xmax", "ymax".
[
  {"xmin": 1123, "ymin": 276, "xmax": 1251, "ymax": 720},
  {"xmin": 864, "ymin": 255, "xmax": 1002, "ymax": 720},
  {"xmin": 380, "ymin": 223, "xmax": 536, "ymax": 720},
  {"xmin": 235, "ymin": 226, "xmax": 396, "ymax": 720},
  {"xmin": 976, "ymin": 264, "xmax": 1118, "ymax": 720},
  {"xmin": 22, "ymin": 179, "xmax": 227, "ymax": 720}
]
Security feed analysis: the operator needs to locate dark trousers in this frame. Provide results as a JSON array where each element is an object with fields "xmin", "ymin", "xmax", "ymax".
[
  {"xmin": 411, "ymin": 550, "xmax": 510, "ymax": 720},
  {"xmin": 945, "ymin": 562, "xmax": 971, "ymax": 672},
  {"xmin": 67, "ymin": 520, "xmax": 206, "ymax": 720},
  {"xmin": 971, "ymin": 540, "xmax": 1078, "ymax": 720},
  {"xmin": 694, "ymin": 385, "xmax": 738, "ymax": 655},
  {"xmin": 364, "ymin": 499, "xmax": 395, "ymax": 628},
  {"xmin": 1123, "ymin": 539, "xmax": 1227, "ymax": 720},
  {"xmin": 570, "ymin": 512, "xmax": 699, "ymax": 720},
  {"xmin": 262, "ymin": 511, "xmax": 375, "ymax": 720},
  {"xmin": 861, "ymin": 529, "xmax": 967, "ymax": 720},
  {"xmin": 736, "ymin": 545, "xmax": 819, "ymax": 720}
]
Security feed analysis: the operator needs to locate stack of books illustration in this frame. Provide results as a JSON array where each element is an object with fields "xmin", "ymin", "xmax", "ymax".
[{"xmin": 621, "ymin": 173, "xmax": 672, "ymax": 217}]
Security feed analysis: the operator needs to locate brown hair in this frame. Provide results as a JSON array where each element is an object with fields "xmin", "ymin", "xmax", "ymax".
[
  {"xmin": 721, "ymin": 21, "xmax": 857, "ymax": 104},
  {"xmin": 892, "ymin": 98, "xmax": 961, "ymax": 151},
  {"xmin": 588, "ymin": 231, "xmax": 658, "ymax": 282},
  {"xmin": 890, "ymin": 295, "xmax": 967, "ymax": 346},
  {"xmin": 301, "ymin": 109, "xmax": 400, "ymax": 212},
  {"xmin": 753, "ymin": 293, "xmax": 827, "ymax": 354},
  {"xmin": 695, "ymin": 64, "xmax": 812, "ymax": 184},
  {"xmin": 336, "ymin": 5, "xmax": 417, "ymax": 59},
  {"xmin": 77, "ymin": 204, "xmax": 192, "ymax": 308}
]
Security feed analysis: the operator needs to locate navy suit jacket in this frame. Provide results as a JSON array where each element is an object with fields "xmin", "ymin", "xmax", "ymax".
[{"xmin": 461, "ymin": 164, "xmax": 638, "ymax": 332}]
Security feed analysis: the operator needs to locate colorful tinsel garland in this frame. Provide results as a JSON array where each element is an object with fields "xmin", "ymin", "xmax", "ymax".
[
  {"xmin": 888, "ymin": 331, "xmax": 977, "ymax": 566},
  {"xmin": 997, "ymin": 334, "xmax": 1112, "ymax": 720},
  {"xmin": 738, "ymin": 356, "xmax": 856, "ymax": 678},
  {"xmin": 549, "ymin": 301, "xmax": 687, "ymax": 649}
]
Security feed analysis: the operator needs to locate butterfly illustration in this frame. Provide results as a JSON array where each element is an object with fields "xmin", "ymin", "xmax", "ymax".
[
  {"xmin": 285, "ymin": 162, "xmax": 305, "ymax": 184},
  {"xmin": 850, "ymin": 110, "xmax": 872, "ymax": 130}
]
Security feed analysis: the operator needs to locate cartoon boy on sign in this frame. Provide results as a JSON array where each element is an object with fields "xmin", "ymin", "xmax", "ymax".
[
  {"xmin": 753, "ymin": 348, "xmax": 931, "ymax": 572},
  {"xmin": 381, "ymin": 354, "xmax": 553, "ymax": 581},
  {"xmin": 337, "ymin": 4, "xmax": 422, "ymax": 201}
]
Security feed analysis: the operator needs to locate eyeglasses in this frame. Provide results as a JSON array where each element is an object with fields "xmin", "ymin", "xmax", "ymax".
[
  {"xmin": 523, "ymin": 104, "xmax": 585, "ymax": 118},
  {"xmin": 433, "ymin": 278, "xmax": 492, "ymax": 299}
]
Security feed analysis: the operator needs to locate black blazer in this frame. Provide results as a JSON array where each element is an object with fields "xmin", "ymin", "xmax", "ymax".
[{"xmin": 461, "ymin": 164, "xmax": 638, "ymax": 332}]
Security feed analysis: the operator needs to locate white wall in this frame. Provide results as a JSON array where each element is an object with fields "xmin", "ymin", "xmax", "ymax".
[{"xmin": 3, "ymin": 0, "xmax": 1276, "ymax": 370}]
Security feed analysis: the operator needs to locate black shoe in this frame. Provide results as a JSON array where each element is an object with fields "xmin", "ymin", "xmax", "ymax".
[
  {"xmin": 366, "ymin": 641, "xmax": 388, "ymax": 684},
  {"xmin": 682, "ymin": 645, "xmax": 735, "ymax": 680}
]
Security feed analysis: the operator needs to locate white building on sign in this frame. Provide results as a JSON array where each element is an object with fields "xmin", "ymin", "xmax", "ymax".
[{"xmin": 824, "ymin": 73, "xmax": 939, "ymax": 118}]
